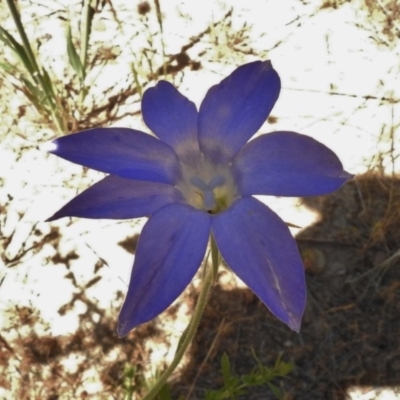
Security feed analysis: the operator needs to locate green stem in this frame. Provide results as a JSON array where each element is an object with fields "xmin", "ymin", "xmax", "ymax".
[{"xmin": 143, "ymin": 236, "xmax": 219, "ymax": 400}]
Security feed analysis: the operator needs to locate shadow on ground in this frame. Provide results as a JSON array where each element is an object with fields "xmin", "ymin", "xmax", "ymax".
[{"xmin": 170, "ymin": 173, "xmax": 400, "ymax": 399}]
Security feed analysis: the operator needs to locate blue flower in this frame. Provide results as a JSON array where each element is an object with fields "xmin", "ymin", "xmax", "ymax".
[{"xmin": 48, "ymin": 61, "xmax": 352, "ymax": 336}]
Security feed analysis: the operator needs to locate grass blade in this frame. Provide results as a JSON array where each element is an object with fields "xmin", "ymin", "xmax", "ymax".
[
  {"xmin": 0, "ymin": 61, "xmax": 15, "ymax": 73},
  {"xmin": 80, "ymin": 0, "xmax": 94, "ymax": 74},
  {"xmin": 5, "ymin": 0, "xmax": 39, "ymax": 73},
  {"xmin": 66, "ymin": 24, "xmax": 84, "ymax": 79},
  {"xmin": 0, "ymin": 26, "xmax": 35, "ymax": 75}
]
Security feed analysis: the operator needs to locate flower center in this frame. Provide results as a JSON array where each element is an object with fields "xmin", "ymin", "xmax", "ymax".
[
  {"xmin": 177, "ymin": 158, "xmax": 238, "ymax": 214},
  {"xmin": 190, "ymin": 175, "xmax": 226, "ymax": 211}
]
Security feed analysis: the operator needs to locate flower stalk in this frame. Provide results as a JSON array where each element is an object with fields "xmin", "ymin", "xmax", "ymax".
[{"xmin": 142, "ymin": 237, "xmax": 219, "ymax": 400}]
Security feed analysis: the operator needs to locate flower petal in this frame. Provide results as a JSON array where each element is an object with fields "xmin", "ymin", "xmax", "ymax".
[
  {"xmin": 118, "ymin": 203, "xmax": 211, "ymax": 336},
  {"xmin": 142, "ymin": 81, "xmax": 201, "ymax": 161},
  {"xmin": 47, "ymin": 175, "xmax": 184, "ymax": 221},
  {"xmin": 212, "ymin": 196, "xmax": 306, "ymax": 331},
  {"xmin": 49, "ymin": 128, "xmax": 181, "ymax": 184},
  {"xmin": 198, "ymin": 60, "xmax": 280, "ymax": 163},
  {"xmin": 233, "ymin": 131, "xmax": 353, "ymax": 196}
]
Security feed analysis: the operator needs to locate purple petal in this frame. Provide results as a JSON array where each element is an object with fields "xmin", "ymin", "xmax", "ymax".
[
  {"xmin": 212, "ymin": 196, "xmax": 306, "ymax": 331},
  {"xmin": 49, "ymin": 128, "xmax": 181, "ymax": 184},
  {"xmin": 47, "ymin": 175, "xmax": 184, "ymax": 221},
  {"xmin": 142, "ymin": 81, "xmax": 201, "ymax": 161},
  {"xmin": 118, "ymin": 203, "xmax": 211, "ymax": 336},
  {"xmin": 233, "ymin": 131, "xmax": 353, "ymax": 196},
  {"xmin": 198, "ymin": 61, "xmax": 280, "ymax": 163}
]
